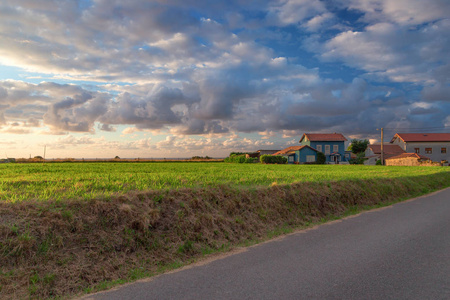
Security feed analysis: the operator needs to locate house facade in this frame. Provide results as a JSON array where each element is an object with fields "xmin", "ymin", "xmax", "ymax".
[
  {"xmin": 364, "ymin": 144, "xmax": 405, "ymax": 165},
  {"xmin": 272, "ymin": 145, "xmax": 318, "ymax": 164},
  {"xmin": 256, "ymin": 150, "xmax": 280, "ymax": 156},
  {"xmin": 299, "ymin": 133, "xmax": 349, "ymax": 163},
  {"xmin": 384, "ymin": 153, "xmax": 432, "ymax": 166},
  {"xmin": 390, "ymin": 133, "xmax": 450, "ymax": 162}
]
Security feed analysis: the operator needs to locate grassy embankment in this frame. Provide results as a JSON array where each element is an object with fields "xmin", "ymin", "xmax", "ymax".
[{"xmin": 1, "ymin": 163, "xmax": 450, "ymax": 299}]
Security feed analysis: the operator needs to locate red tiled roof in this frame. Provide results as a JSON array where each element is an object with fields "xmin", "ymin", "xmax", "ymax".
[
  {"xmin": 300, "ymin": 133, "xmax": 347, "ymax": 142},
  {"xmin": 272, "ymin": 145, "xmax": 317, "ymax": 156},
  {"xmin": 368, "ymin": 144, "xmax": 405, "ymax": 155},
  {"xmin": 391, "ymin": 133, "xmax": 450, "ymax": 143},
  {"xmin": 385, "ymin": 153, "xmax": 431, "ymax": 160}
]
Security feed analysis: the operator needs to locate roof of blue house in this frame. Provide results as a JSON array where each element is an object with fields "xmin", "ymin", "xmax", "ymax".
[
  {"xmin": 299, "ymin": 133, "xmax": 347, "ymax": 143},
  {"xmin": 272, "ymin": 145, "xmax": 319, "ymax": 156}
]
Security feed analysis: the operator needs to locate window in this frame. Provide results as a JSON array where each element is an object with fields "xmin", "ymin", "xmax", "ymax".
[
  {"xmin": 414, "ymin": 148, "xmax": 420, "ymax": 154},
  {"xmin": 288, "ymin": 156, "xmax": 294, "ymax": 162},
  {"xmin": 425, "ymin": 148, "xmax": 432, "ymax": 154},
  {"xmin": 325, "ymin": 145, "xmax": 330, "ymax": 155},
  {"xmin": 333, "ymin": 145, "xmax": 339, "ymax": 152},
  {"xmin": 442, "ymin": 148, "xmax": 447, "ymax": 154},
  {"xmin": 306, "ymin": 155, "xmax": 315, "ymax": 162},
  {"xmin": 316, "ymin": 145, "xmax": 322, "ymax": 152}
]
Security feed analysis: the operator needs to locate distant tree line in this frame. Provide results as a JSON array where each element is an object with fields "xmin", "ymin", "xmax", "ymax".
[{"xmin": 191, "ymin": 156, "xmax": 212, "ymax": 160}]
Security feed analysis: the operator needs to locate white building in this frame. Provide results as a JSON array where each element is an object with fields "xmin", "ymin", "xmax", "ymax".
[
  {"xmin": 390, "ymin": 133, "xmax": 450, "ymax": 163},
  {"xmin": 364, "ymin": 144, "xmax": 405, "ymax": 165}
]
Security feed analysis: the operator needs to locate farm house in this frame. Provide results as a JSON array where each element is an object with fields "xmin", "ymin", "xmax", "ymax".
[{"xmin": 272, "ymin": 145, "xmax": 319, "ymax": 164}]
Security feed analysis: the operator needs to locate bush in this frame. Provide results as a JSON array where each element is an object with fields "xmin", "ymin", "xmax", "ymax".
[
  {"xmin": 316, "ymin": 152, "xmax": 326, "ymax": 164},
  {"xmin": 376, "ymin": 159, "xmax": 382, "ymax": 165},
  {"xmin": 229, "ymin": 152, "xmax": 248, "ymax": 157},
  {"xmin": 350, "ymin": 152, "xmax": 366, "ymax": 165},
  {"xmin": 260, "ymin": 155, "xmax": 287, "ymax": 164},
  {"xmin": 224, "ymin": 155, "xmax": 246, "ymax": 163},
  {"xmin": 244, "ymin": 157, "xmax": 259, "ymax": 163}
]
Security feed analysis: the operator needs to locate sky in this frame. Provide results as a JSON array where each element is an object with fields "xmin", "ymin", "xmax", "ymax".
[{"xmin": 0, "ymin": 0, "xmax": 449, "ymax": 158}]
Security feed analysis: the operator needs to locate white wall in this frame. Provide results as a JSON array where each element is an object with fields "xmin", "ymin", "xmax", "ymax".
[{"xmin": 404, "ymin": 142, "xmax": 450, "ymax": 162}]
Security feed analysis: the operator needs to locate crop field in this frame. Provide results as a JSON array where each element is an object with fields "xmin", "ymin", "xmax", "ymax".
[
  {"xmin": 1, "ymin": 162, "xmax": 449, "ymax": 202},
  {"xmin": 2, "ymin": 162, "xmax": 450, "ymax": 299}
]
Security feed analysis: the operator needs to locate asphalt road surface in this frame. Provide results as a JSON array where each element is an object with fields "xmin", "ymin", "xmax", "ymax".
[{"xmin": 83, "ymin": 188, "xmax": 450, "ymax": 300}]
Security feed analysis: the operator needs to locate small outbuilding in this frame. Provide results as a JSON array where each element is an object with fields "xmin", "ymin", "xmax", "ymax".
[
  {"xmin": 272, "ymin": 145, "xmax": 318, "ymax": 164},
  {"xmin": 384, "ymin": 153, "xmax": 432, "ymax": 166},
  {"xmin": 364, "ymin": 144, "xmax": 406, "ymax": 165}
]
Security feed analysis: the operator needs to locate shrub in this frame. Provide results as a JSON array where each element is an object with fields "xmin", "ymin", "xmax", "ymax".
[
  {"xmin": 350, "ymin": 152, "xmax": 366, "ymax": 165},
  {"xmin": 376, "ymin": 159, "xmax": 382, "ymax": 165},
  {"xmin": 316, "ymin": 152, "xmax": 326, "ymax": 164},
  {"xmin": 244, "ymin": 157, "xmax": 259, "ymax": 163},
  {"xmin": 260, "ymin": 155, "xmax": 287, "ymax": 164},
  {"xmin": 229, "ymin": 152, "xmax": 248, "ymax": 157},
  {"xmin": 224, "ymin": 155, "xmax": 246, "ymax": 163}
]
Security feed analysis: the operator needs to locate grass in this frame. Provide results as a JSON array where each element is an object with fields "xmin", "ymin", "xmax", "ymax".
[
  {"xmin": 1, "ymin": 162, "xmax": 450, "ymax": 299},
  {"xmin": 0, "ymin": 162, "xmax": 449, "ymax": 202}
]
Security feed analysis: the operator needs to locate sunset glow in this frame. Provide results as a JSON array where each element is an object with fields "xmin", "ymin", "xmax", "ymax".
[{"xmin": 0, "ymin": 0, "xmax": 449, "ymax": 158}]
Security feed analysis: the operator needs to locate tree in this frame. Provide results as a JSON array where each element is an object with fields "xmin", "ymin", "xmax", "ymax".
[
  {"xmin": 349, "ymin": 139, "xmax": 369, "ymax": 154},
  {"xmin": 316, "ymin": 152, "xmax": 326, "ymax": 164},
  {"xmin": 349, "ymin": 152, "xmax": 366, "ymax": 164}
]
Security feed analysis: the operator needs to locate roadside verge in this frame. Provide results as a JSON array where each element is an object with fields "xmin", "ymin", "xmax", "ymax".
[{"xmin": 1, "ymin": 173, "xmax": 449, "ymax": 299}]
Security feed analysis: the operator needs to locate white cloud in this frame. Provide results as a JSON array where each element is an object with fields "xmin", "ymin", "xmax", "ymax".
[
  {"xmin": 310, "ymin": 18, "xmax": 450, "ymax": 84},
  {"xmin": 266, "ymin": 0, "xmax": 329, "ymax": 27},
  {"xmin": 302, "ymin": 12, "xmax": 335, "ymax": 31},
  {"xmin": 345, "ymin": 0, "xmax": 450, "ymax": 26},
  {"xmin": 0, "ymin": 0, "xmax": 449, "ymax": 157}
]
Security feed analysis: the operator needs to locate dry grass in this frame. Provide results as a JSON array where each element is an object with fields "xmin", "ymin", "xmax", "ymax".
[{"xmin": 1, "ymin": 173, "xmax": 450, "ymax": 299}]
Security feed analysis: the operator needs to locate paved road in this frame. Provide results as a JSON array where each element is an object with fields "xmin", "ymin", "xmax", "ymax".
[{"xmin": 84, "ymin": 188, "xmax": 450, "ymax": 300}]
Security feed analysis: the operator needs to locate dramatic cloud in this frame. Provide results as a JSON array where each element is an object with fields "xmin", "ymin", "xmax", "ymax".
[{"xmin": 0, "ymin": 0, "xmax": 448, "ymax": 157}]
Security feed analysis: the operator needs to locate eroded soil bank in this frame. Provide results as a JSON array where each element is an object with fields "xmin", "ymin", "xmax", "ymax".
[{"xmin": 1, "ymin": 173, "xmax": 449, "ymax": 299}]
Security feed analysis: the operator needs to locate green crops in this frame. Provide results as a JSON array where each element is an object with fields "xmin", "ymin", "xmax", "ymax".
[{"xmin": 1, "ymin": 162, "xmax": 448, "ymax": 202}]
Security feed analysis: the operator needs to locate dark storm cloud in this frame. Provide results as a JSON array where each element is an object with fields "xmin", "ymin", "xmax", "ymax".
[
  {"xmin": 0, "ymin": 0, "xmax": 449, "ymax": 142},
  {"xmin": 422, "ymin": 84, "xmax": 450, "ymax": 102},
  {"xmin": 101, "ymin": 85, "xmax": 199, "ymax": 129},
  {"xmin": 98, "ymin": 123, "xmax": 116, "ymax": 132}
]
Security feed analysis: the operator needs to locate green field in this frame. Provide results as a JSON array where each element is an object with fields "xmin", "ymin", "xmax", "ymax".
[
  {"xmin": 2, "ymin": 162, "xmax": 450, "ymax": 299},
  {"xmin": 1, "ymin": 162, "xmax": 449, "ymax": 202}
]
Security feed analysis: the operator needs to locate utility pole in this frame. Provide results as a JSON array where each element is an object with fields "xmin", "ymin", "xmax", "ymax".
[{"xmin": 380, "ymin": 128, "xmax": 384, "ymax": 165}]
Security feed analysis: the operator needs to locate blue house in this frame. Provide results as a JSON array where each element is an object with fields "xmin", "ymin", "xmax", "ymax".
[
  {"xmin": 299, "ymin": 133, "xmax": 349, "ymax": 163},
  {"xmin": 272, "ymin": 145, "xmax": 319, "ymax": 164}
]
